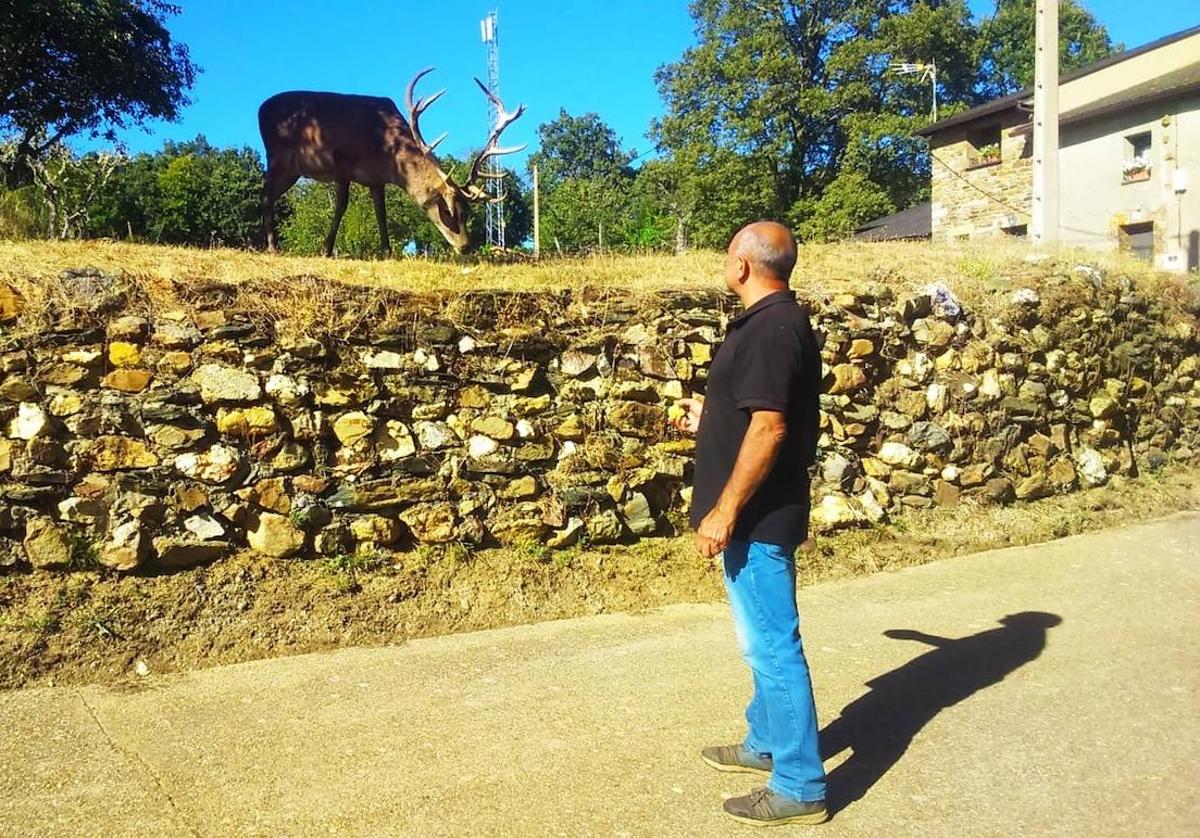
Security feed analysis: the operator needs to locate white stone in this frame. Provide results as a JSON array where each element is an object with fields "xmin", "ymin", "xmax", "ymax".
[
  {"xmin": 174, "ymin": 445, "xmax": 241, "ymax": 483},
  {"xmin": 978, "ymin": 368, "xmax": 1003, "ymax": 401},
  {"xmin": 58, "ymin": 497, "xmax": 107, "ymax": 524},
  {"xmin": 940, "ymin": 465, "xmax": 961, "ymax": 483},
  {"xmin": 192, "ymin": 364, "xmax": 261, "ymax": 403},
  {"xmin": 415, "ymin": 421, "xmax": 455, "ymax": 451},
  {"xmin": 412, "ymin": 348, "xmax": 440, "ymax": 372},
  {"xmin": 265, "ymin": 374, "xmax": 309, "ymax": 406},
  {"xmin": 812, "ymin": 494, "xmax": 860, "ymax": 529},
  {"xmin": 184, "ymin": 514, "xmax": 226, "ymax": 541},
  {"xmin": 458, "ymin": 335, "xmax": 477, "ymax": 353},
  {"xmin": 1075, "ymin": 447, "xmax": 1108, "ymax": 487},
  {"xmin": 374, "ymin": 420, "xmax": 416, "ymax": 461},
  {"xmin": 62, "ymin": 349, "xmax": 102, "ymax": 365},
  {"xmin": 362, "ymin": 349, "xmax": 405, "ymax": 369},
  {"xmin": 515, "ymin": 419, "xmax": 535, "ymax": 439},
  {"xmin": 467, "ymin": 434, "xmax": 499, "ymax": 458},
  {"xmin": 857, "ymin": 490, "xmax": 887, "ymax": 523},
  {"xmin": 926, "ymin": 382, "xmax": 947, "ymax": 413},
  {"xmin": 897, "ymin": 353, "xmax": 933, "ymax": 384},
  {"xmin": 879, "ymin": 442, "xmax": 920, "ymax": 468},
  {"xmin": 9, "ymin": 403, "xmax": 49, "ymax": 440}
]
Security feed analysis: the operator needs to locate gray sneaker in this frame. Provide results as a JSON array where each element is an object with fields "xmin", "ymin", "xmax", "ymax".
[
  {"xmin": 723, "ymin": 786, "xmax": 829, "ymax": 826},
  {"xmin": 700, "ymin": 744, "xmax": 773, "ymax": 777}
]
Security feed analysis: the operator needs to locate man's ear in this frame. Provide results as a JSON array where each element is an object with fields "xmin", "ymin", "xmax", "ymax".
[{"xmin": 729, "ymin": 254, "xmax": 748, "ymax": 284}]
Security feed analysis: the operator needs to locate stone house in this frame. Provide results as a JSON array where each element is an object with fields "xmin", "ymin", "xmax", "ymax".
[{"xmin": 917, "ymin": 25, "xmax": 1200, "ymax": 271}]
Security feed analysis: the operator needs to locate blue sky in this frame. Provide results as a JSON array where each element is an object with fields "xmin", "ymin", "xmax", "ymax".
[{"xmin": 79, "ymin": 0, "xmax": 1198, "ymax": 169}]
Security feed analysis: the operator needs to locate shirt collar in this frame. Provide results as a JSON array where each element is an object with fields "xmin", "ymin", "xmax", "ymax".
[{"xmin": 729, "ymin": 289, "xmax": 796, "ymax": 326}]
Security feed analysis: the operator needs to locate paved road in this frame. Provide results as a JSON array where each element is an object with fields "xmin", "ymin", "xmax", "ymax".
[{"xmin": 3, "ymin": 514, "xmax": 1198, "ymax": 837}]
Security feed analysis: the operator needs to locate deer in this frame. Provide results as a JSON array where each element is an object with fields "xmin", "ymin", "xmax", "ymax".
[{"xmin": 258, "ymin": 67, "xmax": 525, "ymax": 256}]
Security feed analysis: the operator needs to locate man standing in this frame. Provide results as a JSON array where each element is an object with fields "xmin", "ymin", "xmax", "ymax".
[{"xmin": 672, "ymin": 221, "xmax": 826, "ymax": 826}]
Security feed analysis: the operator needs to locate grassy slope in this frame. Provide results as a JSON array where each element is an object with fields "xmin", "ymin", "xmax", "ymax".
[
  {"xmin": 0, "ymin": 237, "xmax": 1173, "ymax": 297},
  {"xmin": 2, "ymin": 238, "xmax": 1189, "ymax": 343}
]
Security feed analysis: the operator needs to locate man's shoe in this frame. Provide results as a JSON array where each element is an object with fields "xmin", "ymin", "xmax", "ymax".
[
  {"xmin": 700, "ymin": 744, "xmax": 773, "ymax": 777},
  {"xmin": 723, "ymin": 786, "xmax": 829, "ymax": 827}
]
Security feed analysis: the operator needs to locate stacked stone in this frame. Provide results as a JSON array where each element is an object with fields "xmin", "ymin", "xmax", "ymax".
[
  {"xmin": 808, "ymin": 269, "xmax": 1200, "ymax": 530},
  {"xmin": 0, "ymin": 273, "xmax": 726, "ymax": 572},
  {"xmin": 0, "ymin": 264, "xmax": 1196, "ymax": 574}
]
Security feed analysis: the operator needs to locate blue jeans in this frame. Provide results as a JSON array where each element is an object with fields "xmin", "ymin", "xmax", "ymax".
[{"xmin": 723, "ymin": 539, "xmax": 826, "ymax": 802}]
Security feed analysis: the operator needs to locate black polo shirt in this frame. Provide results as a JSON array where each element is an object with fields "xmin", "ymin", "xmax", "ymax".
[{"xmin": 690, "ymin": 289, "xmax": 821, "ymax": 547}]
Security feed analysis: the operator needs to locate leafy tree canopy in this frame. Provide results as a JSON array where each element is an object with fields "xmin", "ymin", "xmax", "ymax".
[
  {"xmin": 976, "ymin": 0, "xmax": 1118, "ymax": 98},
  {"xmin": 652, "ymin": 0, "xmax": 1115, "ymax": 244},
  {"xmin": 0, "ymin": 0, "xmax": 197, "ymax": 162},
  {"xmin": 527, "ymin": 109, "xmax": 634, "ymax": 187}
]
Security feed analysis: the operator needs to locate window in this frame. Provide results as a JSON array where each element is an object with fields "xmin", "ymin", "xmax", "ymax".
[
  {"xmin": 1002, "ymin": 223, "xmax": 1028, "ymax": 238},
  {"xmin": 1127, "ymin": 132, "xmax": 1152, "ymax": 158},
  {"xmin": 1121, "ymin": 222, "xmax": 1154, "ymax": 262},
  {"xmin": 967, "ymin": 124, "xmax": 1002, "ymax": 168},
  {"xmin": 1122, "ymin": 132, "xmax": 1152, "ymax": 183}
]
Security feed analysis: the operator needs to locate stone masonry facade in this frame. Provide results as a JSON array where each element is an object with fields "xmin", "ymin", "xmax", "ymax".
[{"xmin": 930, "ymin": 111, "xmax": 1033, "ymax": 241}]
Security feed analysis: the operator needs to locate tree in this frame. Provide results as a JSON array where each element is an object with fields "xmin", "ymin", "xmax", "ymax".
[
  {"xmin": 21, "ymin": 141, "xmax": 124, "ymax": 239},
  {"xmin": 526, "ymin": 111, "xmax": 637, "ymax": 252},
  {"xmin": 0, "ymin": 0, "xmax": 197, "ymax": 173},
  {"xmin": 653, "ymin": 0, "xmax": 984, "ymax": 243},
  {"xmin": 539, "ymin": 177, "xmax": 630, "ymax": 252},
  {"xmin": 976, "ymin": 0, "xmax": 1118, "ymax": 99},
  {"xmin": 652, "ymin": 0, "xmax": 1115, "ymax": 242},
  {"xmin": 527, "ymin": 110, "xmax": 634, "ymax": 188},
  {"xmin": 280, "ymin": 181, "xmax": 414, "ymax": 258},
  {"xmin": 86, "ymin": 136, "xmax": 263, "ymax": 246},
  {"xmin": 632, "ymin": 149, "xmax": 775, "ymax": 251}
]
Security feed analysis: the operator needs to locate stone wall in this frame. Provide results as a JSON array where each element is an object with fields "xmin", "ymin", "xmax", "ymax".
[
  {"xmin": 930, "ymin": 111, "xmax": 1033, "ymax": 241},
  {"xmin": 1, "ymin": 266, "xmax": 1197, "ymax": 574}
]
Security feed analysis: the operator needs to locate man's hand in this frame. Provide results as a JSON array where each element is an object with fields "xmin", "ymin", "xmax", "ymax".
[
  {"xmin": 670, "ymin": 397, "xmax": 704, "ymax": 435},
  {"xmin": 695, "ymin": 506, "xmax": 736, "ymax": 558}
]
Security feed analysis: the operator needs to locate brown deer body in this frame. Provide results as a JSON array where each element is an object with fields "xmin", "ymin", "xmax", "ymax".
[{"xmin": 259, "ymin": 69, "xmax": 524, "ymax": 256}]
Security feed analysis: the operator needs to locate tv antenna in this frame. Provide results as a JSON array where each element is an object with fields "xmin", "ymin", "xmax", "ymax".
[{"xmin": 889, "ymin": 60, "xmax": 938, "ymax": 122}]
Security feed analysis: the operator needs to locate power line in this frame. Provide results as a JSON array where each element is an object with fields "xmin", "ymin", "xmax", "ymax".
[{"xmin": 929, "ymin": 152, "xmax": 1109, "ymax": 239}]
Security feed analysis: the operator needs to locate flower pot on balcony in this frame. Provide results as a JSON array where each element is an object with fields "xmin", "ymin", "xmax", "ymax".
[{"xmin": 1122, "ymin": 168, "xmax": 1151, "ymax": 184}]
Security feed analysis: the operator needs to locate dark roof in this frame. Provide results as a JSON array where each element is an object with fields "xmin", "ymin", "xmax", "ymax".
[
  {"xmin": 916, "ymin": 24, "xmax": 1200, "ymax": 137},
  {"xmin": 853, "ymin": 202, "xmax": 931, "ymax": 241}
]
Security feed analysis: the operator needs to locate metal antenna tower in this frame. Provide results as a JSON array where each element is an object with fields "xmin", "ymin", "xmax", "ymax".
[{"xmin": 481, "ymin": 9, "xmax": 505, "ymax": 249}]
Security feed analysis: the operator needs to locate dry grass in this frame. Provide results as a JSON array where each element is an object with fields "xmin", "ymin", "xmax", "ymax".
[
  {"xmin": 0, "ymin": 237, "xmax": 1190, "ymax": 341},
  {"xmin": 0, "ymin": 236, "xmax": 1173, "ymax": 296}
]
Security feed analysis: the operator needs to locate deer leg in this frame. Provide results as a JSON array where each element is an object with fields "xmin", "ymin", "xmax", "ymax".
[
  {"xmin": 370, "ymin": 186, "xmax": 391, "ymax": 256},
  {"xmin": 261, "ymin": 167, "xmax": 298, "ymax": 253},
  {"xmin": 324, "ymin": 180, "xmax": 350, "ymax": 257}
]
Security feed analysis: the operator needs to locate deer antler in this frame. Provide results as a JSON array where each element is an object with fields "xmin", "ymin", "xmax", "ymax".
[
  {"xmin": 405, "ymin": 66, "xmax": 448, "ymax": 154},
  {"xmin": 461, "ymin": 77, "xmax": 527, "ymax": 200}
]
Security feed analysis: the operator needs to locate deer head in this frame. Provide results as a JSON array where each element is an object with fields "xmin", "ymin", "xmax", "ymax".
[{"xmin": 402, "ymin": 68, "xmax": 526, "ymax": 252}]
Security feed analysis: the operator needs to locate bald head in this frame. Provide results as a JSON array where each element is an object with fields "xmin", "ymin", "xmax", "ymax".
[{"xmin": 728, "ymin": 221, "xmax": 797, "ymax": 283}]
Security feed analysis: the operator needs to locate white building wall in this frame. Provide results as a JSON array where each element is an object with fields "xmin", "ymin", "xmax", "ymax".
[{"xmin": 1059, "ymin": 93, "xmax": 1200, "ymax": 271}]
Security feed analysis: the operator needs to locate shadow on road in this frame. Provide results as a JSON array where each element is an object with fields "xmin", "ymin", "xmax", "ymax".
[{"xmin": 820, "ymin": 611, "xmax": 1063, "ymax": 816}]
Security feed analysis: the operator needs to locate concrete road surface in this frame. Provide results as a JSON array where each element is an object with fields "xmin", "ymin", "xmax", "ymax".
[{"xmin": 2, "ymin": 513, "xmax": 1198, "ymax": 837}]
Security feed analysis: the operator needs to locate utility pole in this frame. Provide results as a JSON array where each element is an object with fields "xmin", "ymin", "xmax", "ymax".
[
  {"xmin": 1031, "ymin": 0, "xmax": 1059, "ymax": 246},
  {"xmin": 532, "ymin": 163, "xmax": 540, "ymax": 258}
]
